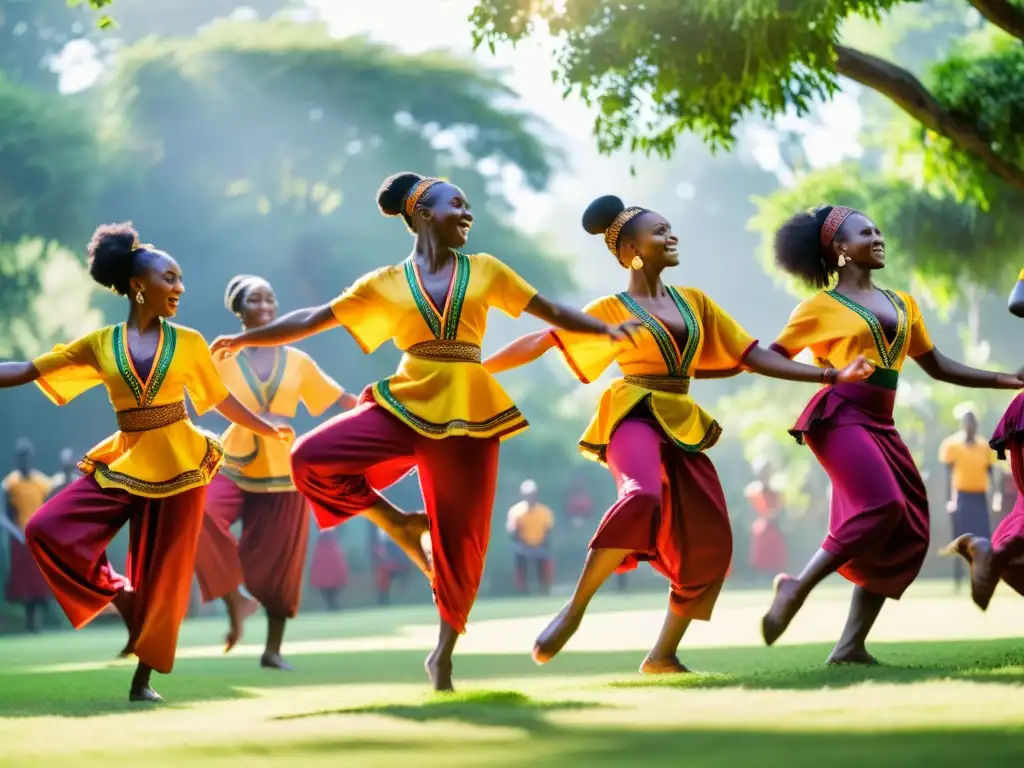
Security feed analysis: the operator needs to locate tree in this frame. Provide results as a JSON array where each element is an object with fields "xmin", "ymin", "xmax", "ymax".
[
  {"xmin": 469, "ymin": 0, "xmax": 1024, "ymax": 198},
  {"xmin": 0, "ymin": 74, "xmax": 100, "ymax": 244}
]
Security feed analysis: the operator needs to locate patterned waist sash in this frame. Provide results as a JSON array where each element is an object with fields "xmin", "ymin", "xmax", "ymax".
[
  {"xmin": 623, "ymin": 374, "xmax": 691, "ymax": 394},
  {"xmin": 406, "ymin": 341, "xmax": 482, "ymax": 363},
  {"xmin": 116, "ymin": 401, "xmax": 188, "ymax": 433}
]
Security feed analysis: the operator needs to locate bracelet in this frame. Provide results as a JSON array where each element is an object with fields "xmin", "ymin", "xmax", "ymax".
[{"xmin": 819, "ymin": 368, "xmax": 838, "ymax": 385}]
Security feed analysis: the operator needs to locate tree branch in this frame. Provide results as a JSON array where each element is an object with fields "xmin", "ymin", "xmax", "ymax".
[
  {"xmin": 834, "ymin": 45, "xmax": 1024, "ymax": 191},
  {"xmin": 967, "ymin": 0, "xmax": 1024, "ymax": 42}
]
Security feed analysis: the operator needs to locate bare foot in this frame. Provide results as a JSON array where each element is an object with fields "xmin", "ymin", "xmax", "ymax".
[
  {"xmin": 941, "ymin": 534, "xmax": 997, "ymax": 610},
  {"xmin": 260, "ymin": 652, "xmax": 295, "ymax": 671},
  {"xmin": 128, "ymin": 686, "xmax": 164, "ymax": 703},
  {"xmin": 425, "ymin": 650, "xmax": 454, "ymax": 692},
  {"xmin": 113, "ymin": 590, "xmax": 137, "ymax": 658},
  {"xmin": 826, "ymin": 646, "xmax": 880, "ymax": 666},
  {"xmin": 533, "ymin": 604, "xmax": 582, "ymax": 664},
  {"xmin": 225, "ymin": 596, "xmax": 259, "ymax": 653},
  {"xmin": 639, "ymin": 655, "xmax": 692, "ymax": 675},
  {"xmin": 761, "ymin": 574, "xmax": 804, "ymax": 647}
]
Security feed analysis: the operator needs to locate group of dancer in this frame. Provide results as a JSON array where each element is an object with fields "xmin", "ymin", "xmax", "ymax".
[{"xmin": 0, "ymin": 170, "xmax": 1021, "ymax": 702}]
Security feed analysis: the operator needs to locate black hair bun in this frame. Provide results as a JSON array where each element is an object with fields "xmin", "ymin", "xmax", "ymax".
[
  {"xmin": 87, "ymin": 222, "xmax": 140, "ymax": 296},
  {"xmin": 377, "ymin": 172, "xmax": 425, "ymax": 217},
  {"xmin": 582, "ymin": 195, "xmax": 626, "ymax": 235}
]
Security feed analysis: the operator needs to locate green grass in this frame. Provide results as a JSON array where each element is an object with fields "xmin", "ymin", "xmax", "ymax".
[{"xmin": 1, "ymin": 582, "xmax": 1023, "ymax": 766}]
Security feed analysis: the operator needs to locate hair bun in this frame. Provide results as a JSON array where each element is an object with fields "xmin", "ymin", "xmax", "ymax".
[
  {"xmin": 582, "ymin": 195, "xmax": 626, "ymax": 235},
  {"xmin": 87, "ymin": 221, "xmax": 141, "ymax": 296},
  {"xmin": 377, "ymin": 172, "xmax": 425, "ymax": 217}
]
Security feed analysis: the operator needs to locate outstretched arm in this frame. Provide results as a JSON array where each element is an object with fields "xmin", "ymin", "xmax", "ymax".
[
  {"xmin": 913, "ymin": 348, "xmax": 1022, "ymax": 389},
  {"xmin": 0, "ymin": 362, "xmax": 40, "ymax": 389},
  {"xmin": 742, "ymin": 346, "xmax": 874, "ymax": 384},
  {"xmin": 215, "ymin": 394, "xmax": 294, "ymax": 442},
  {"xmin": 212, "ymin": 305, "xmax": 339, "ymax": 356},
  {"xmin": 484, "ymin": 330, "xmax": 557, "ymax": 375},
  {"xmin": 524, "ymin": 295, "xmax": 637, "ymax": 342}
]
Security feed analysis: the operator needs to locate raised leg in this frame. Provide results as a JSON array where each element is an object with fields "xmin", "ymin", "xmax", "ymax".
[
  {"xmin": 290, "ymin": 404, "xmax": 429, "ymax": 575},
  {"xmin": 536, "ymin": 418, "xmax": 663, "ymax": 665}
]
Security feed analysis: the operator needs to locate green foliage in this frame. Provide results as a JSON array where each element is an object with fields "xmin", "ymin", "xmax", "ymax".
[
  {"xmin": 0, "ymin": 239, "xmax": 101, "ymax": 358},
  {"xmin": 469, "ymin": 0, "xmax": 906, "ymax": 157},
  {"xmin": 0, "ymin": 74, "xmax": 101, "ymax": 246}
]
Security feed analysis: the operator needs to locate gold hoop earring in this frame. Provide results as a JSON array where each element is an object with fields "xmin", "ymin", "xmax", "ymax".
[
  {"xmin": 135, "ymin": 291, "xmax": 145, "ymax": 305},
  {"xmin": 630, "ymin": 255, "xmax": 644, "ymax": 270}
]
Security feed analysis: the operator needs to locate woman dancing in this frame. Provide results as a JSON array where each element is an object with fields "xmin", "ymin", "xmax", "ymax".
[
  {"xmin": 484, "ymin": 195, "xmax": 874, "ymax": 672},
  {"xmin": 761, "ymin": 206, "xmax": 1022, "ymax": 664},
  {"xmin": 192, "ymin": 275, "xmax": 359, "ymax": 670},
  {"xmin": 943, "ymin": 269, "xmax": 1024, "ymax": 608},
  {"xmin": 0, "ymin": 222, "xmax": 291, "ymax": 702},
  {"xmin": 210, "ymin": 173, "xmax": 636, "ymax": 690}
]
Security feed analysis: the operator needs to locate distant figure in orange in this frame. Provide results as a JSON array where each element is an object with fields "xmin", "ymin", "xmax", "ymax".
[
  {"xmin": 507, "ymin": 480, "xmax": 555, "ymax": 594},
  {"xmin": 2, "ymin": 439, "xmax": 53, "ymax": 632},
  {"xmin": 744, "ymin": 459, "xmax": 788, "ymax": 576}
]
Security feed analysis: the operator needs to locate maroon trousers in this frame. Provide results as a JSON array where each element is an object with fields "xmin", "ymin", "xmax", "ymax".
[
  {"xmin": 5, "ymin": 536, "xmax": 51, "ymax": 604},
  {"xmin": 290, "ymin": 402, "xmax": 500, "ymax": 633},
  {"xmin": 26, "ymin": 475, "xmax": 206, "ymax": 673},
  {"xmin": 193, "ymin": 475, "xmax": 310, "ymax": 618},
  {"xmin": 592, "ymin": 415, "xmax": 732, "ymax": 620}
]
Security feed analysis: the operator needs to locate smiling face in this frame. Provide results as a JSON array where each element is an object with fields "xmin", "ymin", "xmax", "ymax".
[
  {"xmin": 418, "ymin": 182, "xmax": 474, "ymax": 249},
  {"xmin": 834, "ymin": 212, "xmax": 885, "ymax": 270},
  {"xmin": 129, "ymin": 249, "xmax": 184, "ymax": 318},
  {"xmin": 618, "ymin": 210, "xmax": 679, "ymax": 270},
  {"xmin": 237, "ymin": 279, "xmax": 278, "ymax": 329}
]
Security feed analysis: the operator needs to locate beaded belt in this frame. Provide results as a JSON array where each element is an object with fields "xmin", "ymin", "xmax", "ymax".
[
  {"xmin": 116, "ymin": 401, "xmax": 188, "ymax": 433},
  {"xmin": 623, "ymin": 374, "xmax": 691, "ymax": 394},
  {"xmin": 406, "ymin": 341, "xmax": 482, "ymax": 363}
]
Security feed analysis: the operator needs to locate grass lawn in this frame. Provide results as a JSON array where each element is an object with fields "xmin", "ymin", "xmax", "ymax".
[{"xmin": 0, "ymin": 581, "xmax": 1022, "ymax": 766}]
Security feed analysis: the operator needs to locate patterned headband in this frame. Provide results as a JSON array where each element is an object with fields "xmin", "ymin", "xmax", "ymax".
[
  {"xmin": 224, "ymin": 275, "xmax": 266, "ymax": 313},
  {"xmin": 819, "ymin": 206, "xmax": 856, "ymax": 248},
  {"xmin": 604, "ymin": 207, "xmax": 647, "ymax": 255},
  {"xmin": 403, "ymin": 178, "xmax": 443, "ymax": 218}
]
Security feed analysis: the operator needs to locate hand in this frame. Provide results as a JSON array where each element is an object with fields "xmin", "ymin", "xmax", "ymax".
[
  {"xmin": 210, "ymin": 334, "xmax": 241, "ymax": 361},
  {"xmin": 946, "ymin": 499, "xmax": 957, "ymax": 514},
  {"xmin": 995, "ymin": 372, "xmax": 1024, "ymax": 389},
  {"xmin": 606, "ymin": 319, "xmax": 643, "ymax": 346},
  {"xmin": 273, "ymin": 424, "xmax": 295, "ymax": 444},
  {"xmin": 836, "ymin": 355, "xmax": 875, "ymax": 383}
]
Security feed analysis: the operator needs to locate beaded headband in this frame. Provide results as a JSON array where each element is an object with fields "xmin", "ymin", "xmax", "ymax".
[
  {"xmin": 224, "ymin": 275, "xmax": 268, "ymax": 314},
  {"xmin": 604, "ymin": 207, "xmax": 646, "ymax": 255},
  {"xmin": 403, "ymin": 178, "xmax": 443, "ymax": 218},
  {"xmin": 819, "ymin": 206, "xmax": 856, "ymax": 248}
]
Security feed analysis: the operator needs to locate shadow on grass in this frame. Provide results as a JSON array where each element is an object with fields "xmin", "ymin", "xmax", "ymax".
[
  {"xmin": 2, "ymin": 636, "xmax": 1023, "ymax": 718},
  {"xmin": 273, "ymin": 689, "xmax": 603, "ymax": 733},
  {"xmin": 164, "ymin": 724, "xmax": 1024, "ymax": 767}
]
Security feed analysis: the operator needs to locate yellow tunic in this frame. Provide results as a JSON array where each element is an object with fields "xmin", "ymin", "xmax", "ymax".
[
  {"xmin": 939, "ymin": 433, "xmax": 996, "ymax": 493},
  {"xmin": 2, "ymin": 471, "xmax": 52, "ymax": 528},
  {"xmin": 551, "ymin": 287, "xmax": 757, "ymax": 463},
  {"xmin": 32, "ymin": 321, "xmax": 230, "ymax": 498},
  {"xmin": 771, "ymin": 289, "xmax": 934, "ymax": 379},
  {"xmin": 330, "ymin": 252, "xmax": 538, "ymax": 440},
  {"xmin": 218, "ymin": 347, "xmax": 344, "ymax": 492}
]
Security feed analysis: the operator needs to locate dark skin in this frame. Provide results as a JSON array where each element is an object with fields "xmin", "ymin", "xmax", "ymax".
[
  {"xmin": 0, "ymin": 247, "xmax": 291, "ymax": 703},
  {"xmin": 486, "ymin": 208, "xmax": 873, "ymax": 673},
  {"xmin": 4, "ymin": 444, "xmax": 47, "ymax": 633},
  {"xmin": 944, "ymin": 412, "xmax": 999, "ymax": 516},
  {"xmin": 762, "ymin": 211, "xmax": 1023, "ymax": 664},
  {"xmin": 210, "ymin": 181, "xmax": 641, "ymax": 693},
  {"xmin": 943, "ymin": 275, "xmax": 1024, "ymax": 609},
  {"xmin": 216, "ymin": 278, "xmax": 358, "ymax": 670}
]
